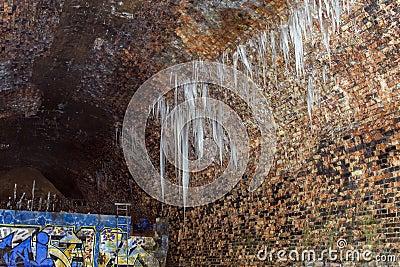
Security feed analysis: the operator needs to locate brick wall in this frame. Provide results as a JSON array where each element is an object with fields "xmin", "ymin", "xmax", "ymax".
[
  {"xmin": 166, "ymin": 0, "xmax": 400, "ymax": 266},
  {"xmin": 0, "ymin": 0, "xmax": 64, "ymax": 118}
]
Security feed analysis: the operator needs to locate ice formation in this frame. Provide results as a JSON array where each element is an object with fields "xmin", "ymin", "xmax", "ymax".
[
  {"xmin": 31, "ymin": 180, "xmax": 36, "ymax": 211},
  {"xmin": 307, "ymin": 77, "xmax": 315, "ymax": 129},
  {"xmin": 152, "ymin": 0, "xmax": 354, "ymax": 212},
  {"xmin": 154, "ymin": 69, "xmax": 241, "ymax": 212}
]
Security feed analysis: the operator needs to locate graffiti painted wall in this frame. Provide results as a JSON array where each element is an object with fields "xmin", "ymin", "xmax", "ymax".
[{"xmin": 0, "ymin": 209, "xmax": 163, "ymax": 267}]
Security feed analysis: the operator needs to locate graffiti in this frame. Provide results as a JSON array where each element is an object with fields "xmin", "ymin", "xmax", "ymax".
[
  {"xmin": 42, "ymin": 225, "xmax": 96, "ymax": 267},
  {"xmin": 0, "ymin": 231, "xmax": 53, "ymax": 267},
  {"xmin": 133, "ymin": 218, "xmax": 152, "ymax": 232},
  {"xmin": 0, "ymin": 210, "xmax": 167, "ymax": 267},
  {"xmin": 99, "ymin": 228, "xmax": 158, "ymax": 267}
]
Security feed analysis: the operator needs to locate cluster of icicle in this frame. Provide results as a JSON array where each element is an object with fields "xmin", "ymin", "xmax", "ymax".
[
  {"xmin": 152, "ymin": 0, "xmax": 355, "ymax": 212},
  {"xmin": 6, "ymin": 182, "xmax": 58, "ymax": 212},
  {"xmin": 229, "ymin": 0, "xmax": 354, "ymax": 128},
  {"xmin": 153, "ymin": 67, "xmax": 235, "ymax": 216}
]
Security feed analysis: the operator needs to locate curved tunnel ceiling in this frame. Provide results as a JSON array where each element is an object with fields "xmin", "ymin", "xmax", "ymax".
[{"xmin": 0, "ymin": 0, "xmax": 286, "ymax": 199}]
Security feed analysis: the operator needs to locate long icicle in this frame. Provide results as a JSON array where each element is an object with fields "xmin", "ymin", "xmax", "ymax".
[
  {"xmin": 31, "ymin": 180, "xmax": 35, "ymax": 211},
  {"xmin": 182, "ymin": 114, "xmax": 190, "ymax": 227},
  {"xmin": 307, "ymin": 76, "xmax": 315, "ymax": 130},
  {"xmin": 280, "ymin": 24, "xmax": 290, "ymax": 69},
  {"xmin": 13, "ymin": 184, "xmax": 17, "ymax": 202},
  {"xmin": 289, "ymin": 7, "xmax": 305, "ymax": 77}
]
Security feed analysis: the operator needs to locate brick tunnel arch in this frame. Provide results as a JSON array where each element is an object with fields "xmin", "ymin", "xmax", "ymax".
[
  {"xmin": 163, "ymin": 0, "xmax": 400, "ymax": 266},
  {"xmin": 0, "ymin": 0, "xmax": 399, "ymax": 265}
]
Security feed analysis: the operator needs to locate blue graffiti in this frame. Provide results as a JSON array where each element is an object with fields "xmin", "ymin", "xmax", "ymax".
[
  {"xmin": 0, "ymin": 234, "xmax": 13, "ymax": 249},
  {"xmin": 134, "ymin": 218, "xmax": 149, "ymax": 231},
  {"xmin": 1, "ymin": 232, "xmax": 53, "ymax": 267},
  {"xmin": 31, "ymin": 232, "xmax": 53, "ymax": 267}
]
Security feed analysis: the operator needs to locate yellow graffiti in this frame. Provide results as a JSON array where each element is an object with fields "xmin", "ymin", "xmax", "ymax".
[
  {"xmin": 1, "ymin": 225, "xmax": 159, "ymax": 267},
  {"xmin": 49, "ymin": 245, "xmax": 71, "ymax": 267}
]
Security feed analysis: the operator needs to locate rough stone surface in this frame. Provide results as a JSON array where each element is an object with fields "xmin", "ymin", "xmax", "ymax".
[
  {"xmin": 0, "ymin": 0, "xmax": 399, "ymax": 266},
  {"xmin": 164, "ymin": 0, "xmax": 400, "ymax": 266}
]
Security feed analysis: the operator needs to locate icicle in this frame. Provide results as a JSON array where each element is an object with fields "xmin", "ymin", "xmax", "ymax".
[
  {"xmin": 212, "ymin": 104, "xmax": 224, "ymax": 166},
  {"xmin": 181, "ymin": 120, "xmax": 190, "ymax": 219},
  {"xmin": 321, "ymin": 18, "xmax": 331, "ymax": 64},
  {"xmin": 307, "ymin": 77, "xmax": 315, "ymax": 129},
  {"xmin": 17, "ymin": 192, "xmax": 25, "ymax": 210},
  {"xmin": 115, "ymin": 127, "xmax": 119, "ymax": 146},
  {"xmin": 288, "ymin": 9, "xmax": 305, "ymax": 77},
  {"xmin": 311, "ymin": 0, "xmax": 317, "ymax": 11},
  {"xmin": 231, "ymin": 141, "xmax": 238, "ymax": 167},
  {"xmin": 233, "ymin": 52, "xmax": 238, "ymax": 87},
  {"xmin": 174, "ymin": 74, "xmax": 179, "ymax": 106},
  {"xmin": 237, "ymin": 45, "xmax": 252, "ymax": 78},
  {"xmin": 160, "ymin": 133, "xmax": 166, "ymax": 202},
  {"xmin": 158, "ymin": 97, "xmax": 170, "ymax": 204},
  {"xmin": 324, "ymin": 0, "xmax": 331, "ymax": 22},
  {"xmin": 217, "ymin": 60, "xmax": 224, "ymax": 89},
  {"xmin": 333, "ymin": 0, "xmax": 341, "ymax": 33},
  {"xmin": 7, "ymin": 197, "xmax": 11, "ymax": 209},
  {"xmin": 260, "ymin": 31, "xmax": 268, "ymax": 86},
  {"xmin": 343, "ymin": 0, "xmax": 354, "ymax": 14},
  {"xmin": 193, "ymin": 117, "xmax": 204, "ymax": 158},
  {"xmin": 192, "ymin": 61, "xmax": 199, "ymax": 91},
  {"xmin": 318, "ymin": 0, "xmax": 324, "ymax": 39},
  {"xmin": 297, "ymin": 6, "xmax": 308, "ymax": 38},
  {"xmin": 217, "ymin": 123, "xmax": 224, "ymax": 166},
  {"xmin": 270, "ymin": 30, "xmax": 277, "ymax": 73},
  {"xmin": 46, "ymin": 192, "xmax": 50, "ymax": 211},
  {"xmin": 31, "ymin": 180, "xmax": 35, "ymax": 211},
  {"xmin": 174, "ymin": 107, "xmax": 182, "ymax": 198},
  {"xmin": 39, "ymin": 198, "xmax": 43, "ymax": 211},
  {"xmin": 170, "ymin": 71, "xmax": 174, "ymax": 87},
  {"xmin": 322, "ymin": 64, "xmax": 327, "ymax": 83},
  {"xmin": 96, "ymin": 171, "xmax": 101, "ymax": 190},
  {"xmin": 280, "ymin": 24, "xmax": 290, "ymax": 68},
  {"xmin": 156, "ymin": 96, "xmax": 167, "ymax": 121},
  {"xmin": 201, "ymin": 83, "xmax": 208, "ymax": 107},
  {"xmin": 13, "ymin": 184, "xmax": 17, "ymax": 201},
  {"xmin": 53, "ymin": 194, "xmax": 57, "ymax": 211},
  {"xmin": 237, "ymin": 44, "xmax": 252, "ymax": 102},
  {"xmin": 304, "ymin": 0, "xmax": 314, "ymax": 36}
]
